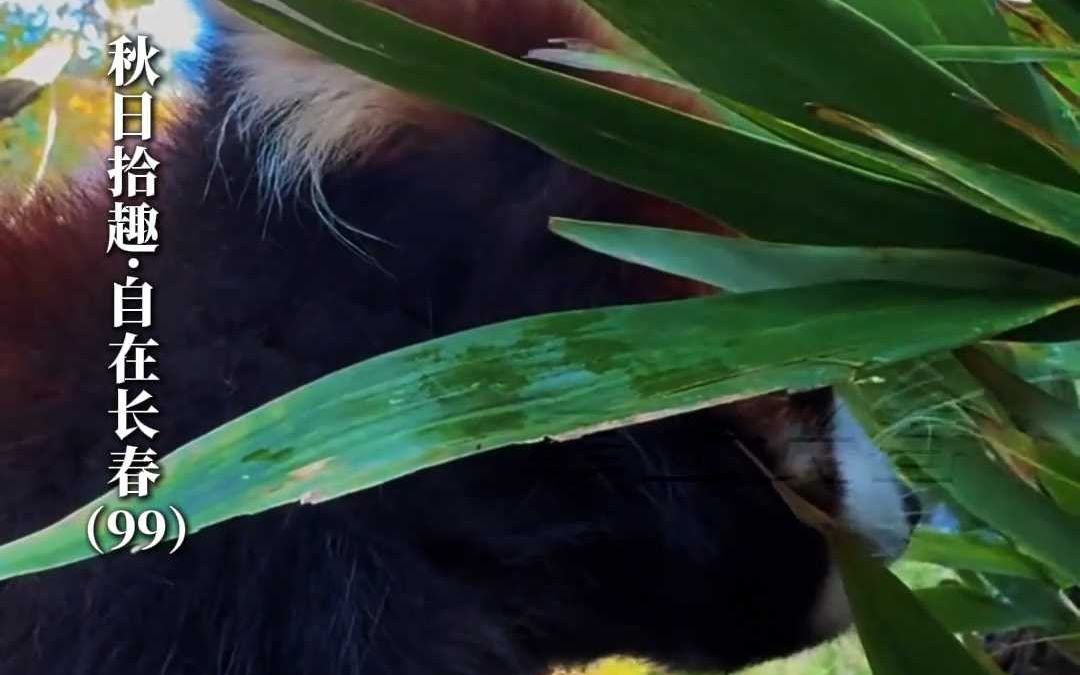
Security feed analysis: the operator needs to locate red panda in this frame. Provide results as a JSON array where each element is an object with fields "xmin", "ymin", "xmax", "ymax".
[{"xmin": 0, "ymin": 2, "xmax": 918, "ymax": 674}]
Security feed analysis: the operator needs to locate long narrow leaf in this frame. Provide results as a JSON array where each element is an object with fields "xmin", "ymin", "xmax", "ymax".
[
  {"xmin": 217, "ymin": 0, "xmax": 1080, "ymax": 274},
  {"xmin": 904, "ymin": 529, "xmax": 1054, "ymax": 581},
  {"xmin": 980, "ymin": 342, "xmax": 1080, "ymax": 404},
  {"xmin": 960, "ymin": 347, "xmax": 1080, "ymax": 453},
  {"xmin": 2, "ymin": 283, "xmax": 1077, "ymax": 581},
  {"xmin": 583, "ymin": 0, "xmax": 1079, "ymax": 188},
  {"xmin": 831, "ymin": 532, "xmax": 992, "ymax": 675},
  {"xmin": 916, "ymin": 583, "xmax": 1064, "ymax": 633},
  {"xmin": 527, "ymin": 44, "xmax": 940, "ymax": 189},
  {"xmin": 815, "ymin": 108, "xmax": 1080, "ymax": 246},
  {"xmin": 550, "ymin": 219, "xmax": 1079, "ymax": 293},
  {"xmin": 1038, "ymin": 0, "xmax": 1080, "ymax": 40},
  {"xmin": 921, "ymin": 45, "xmax": 1080, "ymax": 63},
  {"xmin": 847, "ymin": 0, "xmax": 1078, "ymax": 146},
  {"xmin": 840, "ymin": 355, "xmax": 1080, "ymax": 585}
]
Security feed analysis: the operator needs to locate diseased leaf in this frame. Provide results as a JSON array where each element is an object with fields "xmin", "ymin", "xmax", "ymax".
[
  {"xmin": 2, "ymin": 283, "xmax": 1077, "ymax": 581},
  {"xmin": 977, "ymin": 417, "xmax": 1080, "ymax": 515}
]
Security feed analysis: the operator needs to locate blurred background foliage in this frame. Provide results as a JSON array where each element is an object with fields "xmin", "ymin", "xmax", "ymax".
[{"xmin": 0, "ymin": 0, "xmax": 196, "ymax": 187}]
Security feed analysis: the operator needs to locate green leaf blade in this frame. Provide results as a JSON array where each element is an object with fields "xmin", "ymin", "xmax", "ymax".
[
  {"xmin": 583, "ymin": 0, "xmax": 1079, "ymax": 188},
  {"xmin": 832, "ymin": 533, "xmax": 992, "ymax": 675},
  {"xmin": 550, "ymin": 219, "xmax": 1080, "ymax": 294},
  {"xmin": 217, "ymin": 0, "xmax": 1080, "ymax": 274}
]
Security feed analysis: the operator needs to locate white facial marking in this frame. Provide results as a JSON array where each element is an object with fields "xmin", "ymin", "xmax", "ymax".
[{"xmin": 831, "ymin": 398, "xmax": 910, "ymax": 562}]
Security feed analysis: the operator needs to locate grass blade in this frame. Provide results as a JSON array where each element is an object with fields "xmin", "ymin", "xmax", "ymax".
[{"xmin": 916, "ymin": 583, "xmax": 1064, "ymax": 633}]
